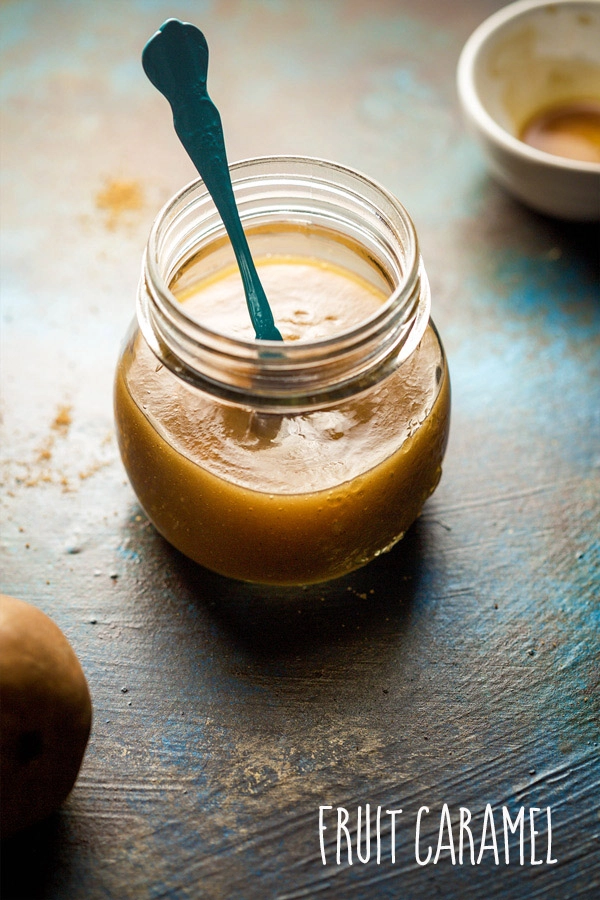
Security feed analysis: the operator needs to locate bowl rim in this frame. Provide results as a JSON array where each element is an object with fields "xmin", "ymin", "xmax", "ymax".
[{"xmin": 456, "ymin": 0, "xmax": 600, "ymax": 174}]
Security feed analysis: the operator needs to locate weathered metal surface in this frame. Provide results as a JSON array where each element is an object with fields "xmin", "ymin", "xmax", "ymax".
[{"xmin": 1, "ymin": 1, "xmax": 598, "ymax": 898}]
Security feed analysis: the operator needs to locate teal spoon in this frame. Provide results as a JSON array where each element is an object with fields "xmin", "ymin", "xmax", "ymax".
[{"xmin": 142, "ymin": 19, "xmax": 283, "ymax": 342}]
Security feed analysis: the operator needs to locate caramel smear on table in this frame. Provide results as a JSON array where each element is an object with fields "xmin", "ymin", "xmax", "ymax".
[
  {"xmin": 95, "ymin": 179, "xmax": 144, "ymax": 229},
  {"xmin": 51, "ymin": 405, "xmax": 72, "ymax": 435},
  {"xmin": 34, "ymin": 406, "xmax": 72, "ymax": 466},
  {"xmin": 520, "ymin": 99, "xmax": 600, "ymax": 163},
  {"xmin": 2, "ymin": 404, "xmax": 113, "ymax": 493}
]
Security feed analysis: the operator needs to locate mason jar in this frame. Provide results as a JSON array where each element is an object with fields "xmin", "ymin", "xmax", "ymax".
[{"xmin": 114, "ymin": 156, "xmax": 450, "ymax": 585}]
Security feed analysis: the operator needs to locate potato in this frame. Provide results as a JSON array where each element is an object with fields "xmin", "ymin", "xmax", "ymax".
[{"xmin": 0, "ymin": 593, "xmax": 92, "ymax": 837}]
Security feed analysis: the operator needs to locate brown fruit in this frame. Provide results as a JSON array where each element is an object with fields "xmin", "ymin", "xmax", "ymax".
[{"xmin": 0, "ymin": 593, "xmax": 92, "ymax": 837}]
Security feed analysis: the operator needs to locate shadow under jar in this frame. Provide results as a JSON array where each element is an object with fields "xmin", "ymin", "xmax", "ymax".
[{"xmin": 114, "ymin": 157, "xmax": 450, "ymax": 585}]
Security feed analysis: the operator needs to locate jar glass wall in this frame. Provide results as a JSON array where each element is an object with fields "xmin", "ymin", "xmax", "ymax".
[{"xmin": 114, "ymin": 157, "xmax": 450, "ymax": 584}]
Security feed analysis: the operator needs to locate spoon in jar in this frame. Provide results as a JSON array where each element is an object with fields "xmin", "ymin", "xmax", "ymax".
[{"xmin": 142, "ymin": 18, "xmax": 283, "ymax": 342}]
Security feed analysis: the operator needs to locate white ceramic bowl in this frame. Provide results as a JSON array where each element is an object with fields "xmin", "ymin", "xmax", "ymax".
[{"xmin": 457, "ymin": 0, "xmax": 600, "ymax": 220}]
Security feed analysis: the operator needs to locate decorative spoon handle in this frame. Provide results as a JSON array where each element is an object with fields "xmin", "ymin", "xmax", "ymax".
[{"xmin": 142, "ymin": 19, "xmax": 283, "ymax": 342}]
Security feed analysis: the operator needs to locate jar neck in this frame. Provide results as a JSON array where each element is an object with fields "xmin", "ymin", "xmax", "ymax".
[{"xmin": 137, "ymin": 156, "xmax": 430, "ymax": 412}]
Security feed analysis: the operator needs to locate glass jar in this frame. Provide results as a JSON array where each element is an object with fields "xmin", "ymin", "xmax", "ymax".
[{"xmin": 114, "ymin": 156, "xmax": 450, "ymax": 585}]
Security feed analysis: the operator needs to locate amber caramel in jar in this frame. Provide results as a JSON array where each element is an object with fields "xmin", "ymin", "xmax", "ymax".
[{"xmin": 114, "ymin": 158, "xmax": 450, "ymax": 584}]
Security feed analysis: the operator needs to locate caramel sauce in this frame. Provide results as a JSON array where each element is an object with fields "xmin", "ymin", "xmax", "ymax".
[
  {"xmin": 520, "ymin": 99, "xmax": 600, "ymax": 163},
  {"xmin": 115, "ymin": 256, "xmax": 450, "ymax": 584}
]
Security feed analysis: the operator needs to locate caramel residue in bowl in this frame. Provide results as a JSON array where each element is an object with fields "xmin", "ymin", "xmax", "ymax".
[{"xmin": 520, "ymin": 99, "xmax": 600, "ymax": 163}]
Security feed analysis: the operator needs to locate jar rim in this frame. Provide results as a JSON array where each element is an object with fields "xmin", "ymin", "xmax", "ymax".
[{"xmin": 139, "ymin": 155, "xmax": 430, "ymax": 410}]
